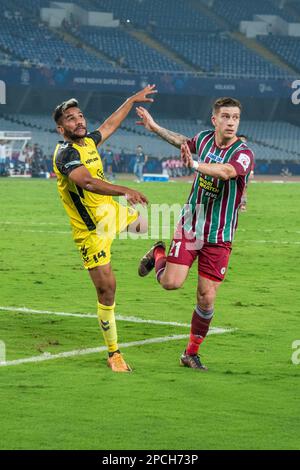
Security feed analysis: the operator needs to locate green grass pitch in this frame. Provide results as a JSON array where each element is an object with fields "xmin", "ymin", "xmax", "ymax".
[{"xmin": 0, "ymin": 178, "xmax": 299, "ymax": 450}]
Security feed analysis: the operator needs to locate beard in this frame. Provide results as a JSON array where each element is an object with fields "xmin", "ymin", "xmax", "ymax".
[{"xmin": 64, "ymin": 127, "xmax": 87, "ymax": 141}]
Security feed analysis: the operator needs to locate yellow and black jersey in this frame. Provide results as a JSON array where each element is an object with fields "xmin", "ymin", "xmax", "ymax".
[{"xmin": 53, "ymin": 130, "xmax": 113, "ymax": 234}]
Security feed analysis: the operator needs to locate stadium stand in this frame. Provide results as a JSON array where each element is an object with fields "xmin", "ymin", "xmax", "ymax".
[
  {"xmin": 1, "ymin": 112, "xmax": 300, "ymax": 163},
  {"xmin": 8, "ymin": 0, "xmax": 49, "ymax": 10},
  {"xmin": 73, "ymin": 26, "xmax": 185, "ymax": 72},
  {"xmin": 153, "ymin": 31, "xmax": 288, "ymax": 78},
  {"xmin": 0, "ymin": 0, "xmax": 299, "ymax": 174},
  {"xmin": 257, "ymin": 36, "xmax": 300, "ymax": 73},
  {"xmin": 288, "ymin": 0, "xmax": 300, "ymax": 17},
  {"xmin": 91, "ymin": 0, "xmax": 220, "ymax": 31},
  {"xmin": 212, "ymin": 0, "xmax": 294, "ymax": 28},
  {"xmin": 0, "ymin": 0, "xmax": 294, "ymax": 78},
  {"xmin": 240, "ymin": 121, "xmax": 300, "ymax": 157},
  {"xmin": 125, "ymin": 118, "xmax": 201, "ymax": 139},
  {"xmin": 0, "ymin": 15, "xmax": 116, "ymax": 71}
]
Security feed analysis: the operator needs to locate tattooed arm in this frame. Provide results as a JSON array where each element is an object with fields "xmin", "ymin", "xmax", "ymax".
[{"xmin": 136, "ymin": 106, "xmax": 188, "ymax": 148}]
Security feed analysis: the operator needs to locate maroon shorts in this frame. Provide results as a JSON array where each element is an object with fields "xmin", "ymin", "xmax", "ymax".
[{"xmin": 166, "ymin": 235, "xmax": 232, "ymax": 282}]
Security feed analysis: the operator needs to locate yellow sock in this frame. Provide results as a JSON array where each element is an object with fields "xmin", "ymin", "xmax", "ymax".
[{"xmin": 97, "ymin": 302, "xmax": 118, "ymax": 353}]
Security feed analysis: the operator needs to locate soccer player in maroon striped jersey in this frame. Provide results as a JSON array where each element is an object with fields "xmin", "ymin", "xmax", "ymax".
[{"xmin": 136, "ymin": 97, "xmax": 254, "ymax": 370}]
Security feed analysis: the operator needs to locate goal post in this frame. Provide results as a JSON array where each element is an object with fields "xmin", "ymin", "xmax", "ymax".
[{"xmin": 0, "ymin": 131, "xmax": 32, "ymax": 176}]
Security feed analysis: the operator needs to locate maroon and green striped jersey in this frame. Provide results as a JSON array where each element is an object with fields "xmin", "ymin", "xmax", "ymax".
[{"xmin": 180, "ymin": 130, "xmax": 254, "ymax": 244}]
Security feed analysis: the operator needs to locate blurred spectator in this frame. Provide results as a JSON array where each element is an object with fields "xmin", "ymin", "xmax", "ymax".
[
  {"xmin": 0, "ymin": 140, "xmax": 7, "ymax": 176},
  {"xmin": 134, "ymin": 145, "xmax": 148, "ymax": 181},
  {"xmin": 119, "ymin": 149, "xmax": 127, "ymax": 173},
  {"xmin": 102, "ymin": 144, "xmax": 114, "ymax": 181},
  {"xmin": 31, "ymin": 143, "xmax": 45, "ymax": 176},
  {"xmin": 113, "ymin": 152, "xmax": 120, "ymax": 173}
]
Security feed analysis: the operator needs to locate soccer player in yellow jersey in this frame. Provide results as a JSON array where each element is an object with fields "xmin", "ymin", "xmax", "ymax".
[{"xmin": 52, "ymin": 85, "xmax": 156, "ymax": 372}]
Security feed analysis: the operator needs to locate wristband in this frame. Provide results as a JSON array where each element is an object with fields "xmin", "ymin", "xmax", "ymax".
[{"xmin": 192, "ymin": 160, "xmax": 199, "ymax": 171}]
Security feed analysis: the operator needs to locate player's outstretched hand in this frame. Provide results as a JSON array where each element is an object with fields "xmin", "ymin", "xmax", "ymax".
[
  {"xmin": 180, "ymin": 142, "xmax": 193, "ymax": 167},
  {"xmin": 136, "ymin": 106, "xmax": 157, "ymax": 132},
  {"xmin": 125, "ymin": 188, "xmax": 148, "ymax": 207},
  {"xmin": 132, "ymin": 84, "xmax": 157, "ymax": 104}
]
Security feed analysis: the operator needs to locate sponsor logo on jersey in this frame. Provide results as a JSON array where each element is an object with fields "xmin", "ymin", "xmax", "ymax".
[
  {"xmin": 85, "ymin": 156, "xmax": 98, "ymax": 164},
  {"xmin": 199, "ymin": 176, "xmax": 220, "ymax": 199},
  {"xmin": 207, "ymin": 152, "xmax": 223, "ymax": 163}
]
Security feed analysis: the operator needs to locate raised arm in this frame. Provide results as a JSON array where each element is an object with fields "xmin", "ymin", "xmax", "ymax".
[
  {"xmin": 136, "ymin": 106, "xmax": 188, "ymax": 149},
  {"xmin": 98, "ymin": 85, "xmax": 157, "ymax": 144},
  {"xmin": 69, "ymin": 166, "xmax": 148, "ymax": 206},
  {"xmin": 180, "ymin": 142, "xmax": 237, "ymax": 181}
]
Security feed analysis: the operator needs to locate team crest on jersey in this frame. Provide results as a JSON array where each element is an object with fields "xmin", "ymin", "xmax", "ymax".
[
  {"xmin": 207, "ymin": 152, "xmax": 223, "ymax": 163},
  {"xmin": 236, "ymin": 153, "xmax": 250, "ymax": 171}
]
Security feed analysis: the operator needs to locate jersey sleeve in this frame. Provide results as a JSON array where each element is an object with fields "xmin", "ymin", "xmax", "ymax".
[
  {"xmin": 186, "ymin": 134, "xmax": 199, "ymax": 154},
  {"xmin": 228, "ymin": 148, "xmax": 254, "ymax": 176},
  {"xmin": 55, "ymin": 146, "xmax": 83, "ymax": 176},
  {"xmin": 187, "ymin": 131, "xmax": 212, "ymax": 155},
  {"xmin": 86, "ymin": 130, "xmax": 102, "ymax": 146}
]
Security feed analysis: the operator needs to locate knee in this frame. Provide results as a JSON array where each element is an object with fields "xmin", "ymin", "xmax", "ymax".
[
  {"xmin": 197, "ymin": 290, "xmax": 216, "ymax": 310},
  {"xmin": 160, "ymin": 277, "xmax": 183, "ymax": 290},
  {"xmin": 97, "ymin": 284, "xmax": 116, "ymax": 296},
  {"xmin": 95, "ymin": 280, "xmax": 116, "ymax": 303}
]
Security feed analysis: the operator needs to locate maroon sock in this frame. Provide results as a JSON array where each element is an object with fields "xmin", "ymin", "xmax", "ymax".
[
  {"xmin": 186, "ymin": 306, "xmax": 214, "ymax": 356},
  {"xmin": 154, "ymin": 246, "xmax": 166, "ymax": 281}
]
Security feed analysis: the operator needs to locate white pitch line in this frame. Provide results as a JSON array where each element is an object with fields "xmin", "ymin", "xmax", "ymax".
[
  {"xmin": 0, "ymin": 336, "xmax": 188, "ymax": 367},
  {"xmin": 0, "ymin": 305, "xmax": 234, "ymax": 332},
  {"xmin": 0, "ymin": 228, "xmax": 70, "ymax": 234},
  {"xmin": 2, "ymin": 221, "xmax": 300, "ymax": 235},
  {"xmin": 0, "ymin": 306, "xmax": 97, "ymax": 319},
  {"xmin": 1, "ymin": 227, "xmax": 299, "ymax": 245},
  {"xmin": 0, "ymin": 305, "xmax": 231, "ymax": 333},
  {"xmin": 2, "ymin": 222, "xmax": 300, "ymax": 236},
  {"xmin": 0, "ymin": 328, "xmax": 233, "ymax": 368},
  {"xmin": 0, "ymin": 221, "xmax": 68, "ymax": 226},
  {"xmin": 0, "ymin": 306, "xmax": 191, "ymax": 328},
  {"xmin": 251, "ymin": 180, "xmax": 300, "ymax": 184},
  {"xmin": 238, "ymin": 240, "xmax": 300, "ymax": 245}
]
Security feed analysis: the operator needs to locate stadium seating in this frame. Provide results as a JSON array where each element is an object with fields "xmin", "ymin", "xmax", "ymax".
[
  {"xmin": 73, "ymin": 26, "xmax": 184, "ymax": 72},
  {"xmin": 248, "ymin": 142, "xmax": 297, "ymax": 162},
  {"xmin": 2, "ymin": 112, "xmax": 299, "ymax": 161},
  {"xmin": 0, "ymin": 15, "xmax": 116, "ymax": 71},
  {"xmin": 0, "ymin": 0, "xmax": 293, "ymax": 79},
  {"xmin": 257, "ymin": 35, "xmax": 300, "ymax": 73},
  {"xmin": 124, "ymin": 117, "xmax": 201, "ymax": 138},
  {"xmin": 91, "ymin": 0, "xmax": 220, "ymax": 31},
  {"xmin": 240, "ymin": 121, "xmax": 300, "ymax": 157},
  {"xmin": 288, "ymin": 0, "xmax": 300, "ymax": 17},
  {"xmin": 153, "ymin": 31, "xmax": 288, "ymax": 78},
  {"xmin": 0, "ymin": 51, "xmax": 12, "ymax": 63},
  {"xmin": 212, "ymin": 0, "xmax": 294, "ymax": 28}
]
